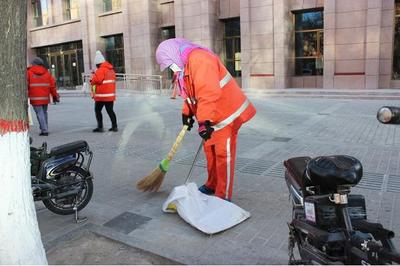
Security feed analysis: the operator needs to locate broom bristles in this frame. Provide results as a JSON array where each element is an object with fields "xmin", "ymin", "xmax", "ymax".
[{"xmin": 136, "ymin": 166, "xmax": 166, "ymax": 192}]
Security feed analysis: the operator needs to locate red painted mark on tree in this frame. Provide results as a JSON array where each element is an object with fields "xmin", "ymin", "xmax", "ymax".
[{"xmin": 0, "ymin": 119, "xmax": 29, "ymax": 135}]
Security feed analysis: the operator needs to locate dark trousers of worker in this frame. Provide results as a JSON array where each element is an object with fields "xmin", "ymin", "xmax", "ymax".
[
  {"xmin": 33, "ymin": 104, "xmax": 49, "ymax": 133},
  {"xmin": 95, "ymin": 101, "xmax": 117, "ymax": 128},
  {"xmin": 204, "ymin": 131, "xmax": 238, "ymax": 201}
]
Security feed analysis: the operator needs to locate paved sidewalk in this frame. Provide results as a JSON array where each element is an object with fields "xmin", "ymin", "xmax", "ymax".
[{"xmin": 33, "ymin": 94, "xmax": 400, "ymax": 264}]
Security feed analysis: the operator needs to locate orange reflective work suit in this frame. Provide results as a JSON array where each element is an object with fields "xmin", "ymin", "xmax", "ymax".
[
  {"xmin": 182, "ymin": 49, "xmax": 256, "ymax": 200},
  {"xmin": 90, "ymin": 61, "xmax": 116, "ymax": 102},
  {"xmin": 27, "ymin": 65, "xmax": 58, "ymax": 106}
]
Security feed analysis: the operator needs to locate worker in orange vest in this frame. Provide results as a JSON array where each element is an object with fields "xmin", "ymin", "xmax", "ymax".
[
  {"xmin": 27, "ymin": 57, "xmax": 59, "ymax": 136},
  {"xmin": 90, "ymin": 51, "xmax": 118, "ymax": 132},
  {"xmin": 156, "ymin": 38, "xmax": 256, "ymax": 201}
]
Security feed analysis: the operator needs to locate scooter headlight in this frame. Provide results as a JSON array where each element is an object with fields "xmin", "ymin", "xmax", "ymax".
[
  {"xmin": 377, "ymin": 106, "xmax": 400, "ymax": 124},
  {"xmin": 377, "ymin": 107, "xmax": 393, "ymax": 124}
]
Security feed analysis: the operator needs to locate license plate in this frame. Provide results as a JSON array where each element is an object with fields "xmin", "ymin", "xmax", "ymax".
[{"xmin": 305, "ymin": 202, "xmax": 316, "ymax": 223}]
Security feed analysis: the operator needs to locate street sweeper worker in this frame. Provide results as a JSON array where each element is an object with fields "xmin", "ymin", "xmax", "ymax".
[
  {"xmin": 27, "ymin": 57, "xmax": 59, "ymax": 136},
  {"xmin": 90, "ymin": 50, "xmax": 118, "ymax": 132},
  {"xmin": 155, "ymin": 38, "xmax": 256, "ymax": 201}
]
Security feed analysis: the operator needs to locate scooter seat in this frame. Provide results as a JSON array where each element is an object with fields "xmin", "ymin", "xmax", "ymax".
[
  {"xmin": 284, "ymin": 157, "xmax": 312, "ymax": 188},
  {"xmin": 306, "ymin": 155, "xmax": 362, "ymax": 191},
  {"xmin": 50, "ymin": 140, "xmax": 88, "ymax": 157}
]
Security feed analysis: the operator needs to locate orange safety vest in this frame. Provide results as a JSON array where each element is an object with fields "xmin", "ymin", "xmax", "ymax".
[
  {"xmin": 27, "ymin": 65, "xmax": 58, "ymax": 106},
  {"xmin": 182, "ymin": 49, "xmax": 256, "ymax": 145},
  {"xmin": 90, "ymin": 61, "xmax": 116, "ymax": 102}
]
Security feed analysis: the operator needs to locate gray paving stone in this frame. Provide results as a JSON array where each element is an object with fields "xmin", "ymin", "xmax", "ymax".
[{"xmin": 33, "ymin": 95, "xmax": 400, "ymax": 264}]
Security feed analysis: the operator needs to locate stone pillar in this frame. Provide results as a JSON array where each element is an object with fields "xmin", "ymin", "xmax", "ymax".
[
  {"xmin": 273, "ymin": 0, "xmax": 291, "ymax": 89},
  {"xmin": 148, "ymin": 0, "xmax": 161, "ymax": 74},
  {"xmin": 124, "ymin": 0, "xmax": 160, "ymax": 75},
  {"xmin": 174, "ymin": 0, "xmax": 184, "ymax": 38},
  {"xmin": 331, "ymin": 0, "xmax": 368, "ymax": 89},
  {"xmin": 121, "ymin": 0, "xmax": 133, "ymax": 74},
  {"xmin": 52, "ymin": 0, "xmax": 63, "ymax": 25},
  {"xmin": 241, "ymin": 0, "xmax": 274, "ymax": 90},
  {"xmin": 365, "ymin": 0, "xmax": 382, "ymax": 89},
  {"xmin": 174, "ymin": 0, "xmax": 221, "ymax": 52},
  {"xmin": 240, "ymin": 0, "xmax": 251, "ymax": 89},
  {"xmin": 200, "ymin": 0, "xmax": 221, "ymax": 52},
  {"xmin": 379, "ymin": 0, "xmax": 395, "ymax": 88},
  {"xmin": 323, "ymin": 0, "xmax": 335, "ymax": 89},
  {"xmin": 80, "ymin": 0, "xmax": 100, "ymax": 72}
]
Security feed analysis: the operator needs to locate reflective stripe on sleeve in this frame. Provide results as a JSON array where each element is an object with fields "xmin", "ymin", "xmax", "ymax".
[
  {"xmin": 29, "ymin": 83, "xmax": 50, "ymax": 87},
  {"xmin": 213, "ymin": 99, "xmax": 250, "ymax": 131},
  {"xmin": 219, "ymin": 72, "xmax": 232, "ymax": 89},
  {"xmin": 102, "ymin": 80, "xmax": 115, "ymax": 84}
]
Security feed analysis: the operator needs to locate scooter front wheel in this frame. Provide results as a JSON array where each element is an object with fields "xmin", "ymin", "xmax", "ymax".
[{"xmin": 42, "ymin": 166, "xmax": 93, "ymax": 215}]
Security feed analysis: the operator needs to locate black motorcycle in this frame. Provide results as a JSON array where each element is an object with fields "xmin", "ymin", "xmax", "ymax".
[
  {"xmin": 283, "ymin": 106, "xmax": 400, "ymax": 264},
  {"xmin": 31, "ymin": 139, "xmax": 93, "ymax": 222}
]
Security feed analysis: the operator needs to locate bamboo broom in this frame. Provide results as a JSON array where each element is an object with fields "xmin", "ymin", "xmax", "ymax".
[{"xmin": 136, "ymin": 125, "xmax": 189, "ymax": 192}]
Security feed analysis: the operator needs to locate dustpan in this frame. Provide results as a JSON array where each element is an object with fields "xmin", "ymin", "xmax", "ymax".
[{"xmin": 162, "ymin": 141, "xmax": 250, "ymax": 235}]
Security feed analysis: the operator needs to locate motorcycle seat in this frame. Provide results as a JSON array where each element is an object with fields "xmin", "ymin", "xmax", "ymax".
[
  {"xmin": 284, "ymin": 157, "xmax": 312, "ymax": 188},
  {"xmin": 50, "ymin": 140, "xmax": 88, "ymax": 157},
  {"xmin": 305, "ymin": 155, "xmax": 362, "ymax": 190}
]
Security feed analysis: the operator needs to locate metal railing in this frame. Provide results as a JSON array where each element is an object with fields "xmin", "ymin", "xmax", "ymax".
[{"xmin": 82, "ymin": 73, "xmax": 171, "ymax": 95}]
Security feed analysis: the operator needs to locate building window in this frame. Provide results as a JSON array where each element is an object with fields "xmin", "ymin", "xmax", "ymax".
[
  {"xmin": 223, "ymin": 18, "xmax": 241, "ymax": 77},
  {"xmin": 161, "ymin": 27, "xmax": 176, "ymax": 79},
  {"xmin": 393, "ymin": 0, "xmax": 400, "ymax": 79},
  {"xmin": 294, "ymin": 10, "xmax": 323, "ymax": 76},
  {"xmin": 161, "ymin": 27, "xmax": 175, "ymax": 41},
  {"xmin": 104, "ymin": 34, "xmax": 125, "ymax": 73},
  {"xmin": 32, "ymin": 0, "xmax": 49, "ymax": 27},
  {"xmin": 103, "ymin": 0, "xmax": 121, "ymax": 12},
  {"xmin": 62, "ymin": 0, "xmax": 80, "ymax": 21},
  {"xmin": 36, "ymin": 41, "xmax": 84, "ymax": 88}
]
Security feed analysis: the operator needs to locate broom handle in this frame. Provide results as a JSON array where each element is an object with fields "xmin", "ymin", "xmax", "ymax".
[{"xmin": 166, "ymin": 125, "xmax": 189, "ymax": 161}]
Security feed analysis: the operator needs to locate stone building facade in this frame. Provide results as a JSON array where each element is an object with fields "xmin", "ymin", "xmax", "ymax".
[{"xmin": 27, "ymin": 0, "xmax": 400, "ymax": 89}]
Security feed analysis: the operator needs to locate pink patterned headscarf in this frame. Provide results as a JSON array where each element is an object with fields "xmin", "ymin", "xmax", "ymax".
[{"xmin": 156, "ymin": 38, "xmax": 213, "ymax": 98}]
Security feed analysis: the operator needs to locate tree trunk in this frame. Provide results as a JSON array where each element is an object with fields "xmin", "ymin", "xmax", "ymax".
[{"xmin": 0, "ymin": 0, "xmax": 47, "ymax": 264}]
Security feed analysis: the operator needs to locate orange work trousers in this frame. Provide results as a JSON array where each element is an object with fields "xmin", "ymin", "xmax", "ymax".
[{"xmin": 204, "ymin": 131, "xmax": 238, "ymax": 200}]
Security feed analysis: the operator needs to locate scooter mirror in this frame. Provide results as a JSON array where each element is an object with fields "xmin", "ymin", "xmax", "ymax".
[{"xmin": 377, "ymin": 106, "xmax": 400, "ymax": 124}]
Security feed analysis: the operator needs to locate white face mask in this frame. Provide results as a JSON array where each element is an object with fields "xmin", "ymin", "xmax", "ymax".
[{"xmin": 169, "ymin": 63, "xmax": 182, "ymax": 73}]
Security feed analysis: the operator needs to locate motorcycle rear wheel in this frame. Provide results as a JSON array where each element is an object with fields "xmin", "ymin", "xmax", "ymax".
[{"xmin": 42, "ymin": 166, "xmax": 93, "ymax": 215}]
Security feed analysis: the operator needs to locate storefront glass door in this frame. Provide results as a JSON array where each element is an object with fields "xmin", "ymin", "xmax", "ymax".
[{"xmin": 36, "ymin": 41, "xmax": 84, "ymax": 89}]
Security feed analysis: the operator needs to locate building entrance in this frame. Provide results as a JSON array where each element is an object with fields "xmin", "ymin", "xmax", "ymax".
[{"xmin": 36, "ymin": 41, "xmax": 84, "ymax": 89}]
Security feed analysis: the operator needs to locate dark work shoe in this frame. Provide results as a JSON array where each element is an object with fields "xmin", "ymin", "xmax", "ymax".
[
  {"xmin": 198, "ymin": 185, "xmax": 215, "ymax": 195},
  {"xmin": 109, "ymin": 127, "xmax": 118, "ymax": 132},
  {"xmin": 39, "ymin": 132, "xmax": 49, "ymax": 136},
  {"xmin": 92, "ymin": 128, "xmax": 104, "ymax": 133}
]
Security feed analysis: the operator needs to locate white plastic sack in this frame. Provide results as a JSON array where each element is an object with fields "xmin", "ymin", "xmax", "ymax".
[{"xmin": 162, "ymin": 182, "xmax": 250, "ymax": 234}]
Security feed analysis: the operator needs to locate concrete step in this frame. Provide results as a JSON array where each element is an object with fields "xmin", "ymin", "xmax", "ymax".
[
  {"xmin": 243, "ymin": 89, "xmax": 400, "ymax": 100},
  {"xmin": 58, "ymin": 88, "xmax": 400, "ymax": 100}
]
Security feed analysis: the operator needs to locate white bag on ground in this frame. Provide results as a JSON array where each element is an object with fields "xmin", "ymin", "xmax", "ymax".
[{"xmin": 162, "ymin": 182, "xmax": 250, "ymax": 234}]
